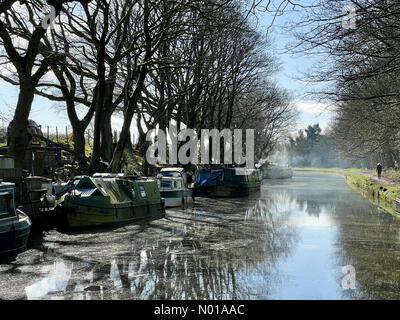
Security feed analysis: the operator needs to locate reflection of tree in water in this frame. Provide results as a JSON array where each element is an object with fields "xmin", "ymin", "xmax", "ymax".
[
  {"xmin": 333, "ymin": 192, "xmax": 400, "ymax": 300},
  {"xmin": 21, "ymin": 195, "xmax": 298, "ymax": 300},
  {"xmin": 293, "ymin": 192, "xmax": 336, "ymax": 218},
  {"xmin": 245, "ymin": 196, "xmax": 297, "ymax": 265},
  {"xmin": 100, "ymin": 197, "xmax": 296, "ymax": 300},
  {"xmin": 267, "ymin": 187, "xmax": 335, "ymax": 219},
  {"xmin": 113, "ymin": 197, "xmax": 297, "ymax": 300},
  {"xmin": 295, "ymin": 199, "xmax": 321, "ymax": 217},
  {"xmin": 305, "ymin": 201, "xmax": 321, "ymax": 217}
]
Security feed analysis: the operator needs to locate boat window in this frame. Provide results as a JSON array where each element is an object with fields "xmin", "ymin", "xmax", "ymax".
[
  {"xmin": 161, "ymin": 180, "xmax": 172, "ymax": 188},
  {"xmin": 139, "ymin": 186, "xmax": 147, "ymax": 198},
  {"xmin": 0, "ymin": 192, "xmax": 11, "ymax": 216},
  {"xmin": 161, "ymin": 171, "xmax": 181, "ymax": 178},
  {"xmin": 0, "ymin": 194, "xmax": 8, "ymax": 214},
  {"xmin": 131, "ymin": 187, "xmax": 136, "ymax": 199}
]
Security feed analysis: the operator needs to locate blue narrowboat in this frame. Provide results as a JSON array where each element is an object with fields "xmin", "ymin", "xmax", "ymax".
[{"xmin": 193, "ymin": 167, "xmax": 261, "ymax": 198}]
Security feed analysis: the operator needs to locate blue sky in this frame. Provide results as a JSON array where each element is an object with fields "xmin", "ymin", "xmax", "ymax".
[
  {"xmin": 258, "ymin": 8, "xmax": 335, "ymax": 133},
  {"xmin": 0, "ymin": 5, "xmax": 334, "ymax": 135}
]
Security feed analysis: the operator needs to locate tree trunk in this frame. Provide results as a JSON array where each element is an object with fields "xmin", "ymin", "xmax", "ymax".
[
  {"xmin": 71, "ymin": 122, "xmax": 87, "ymax": 164},
  {"xmin": 7, "ymin": 78, "xmax": 35, "ymax": 169},
  {"xmin": 109, "ymin": 0, "xmax": 151, "ymax": 173},
  {"xmin": 100, "ymin": 65, "xmax": 118, "ymax": 163},
  {"xmin": 89, "ymin": 43, "xmax": 107, "ymax": 172},
  {"xmin": 100, "ymin": 111, "xmax": 114, "ymax": 163},
  {"xmin": 89, "ymin": 82, "xmax": 106, "ymax": 173},
  {"xmin": 110, "ymin": 126, "xmax": 129, "ymax": 173},
  {"xmin": 136, "ymin": 111, "xmax": 150, "ymax": 158},
  {"xmin": 109, "ymin": 73, "xmax": 148, "ymax": 172}
]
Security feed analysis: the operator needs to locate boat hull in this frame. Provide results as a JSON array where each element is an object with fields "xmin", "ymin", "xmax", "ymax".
[
  {"xmin": 0, "ymin": 213, "xmax": 32, "ymax": 256},
  {"xmin": 63, "ymin": 197, "xmax": 165, "ymax": 229},
  {"xmin": 160, "ymin": 189, "xmax": 193, "ymax": 208},
  {"xmin": 261, "ymin": 167, "xmax": 293, "ymax": 179},
  {"xmin": 60, "ymin": 176, "xmax": 166, "ymax": 230},
  {"xmin": 194, "ymin": 183, "xmax": 260, "ymax": 198},
  {"xmin": 193, "ymin": 168, "xmax": 261, "ymax": 198}
]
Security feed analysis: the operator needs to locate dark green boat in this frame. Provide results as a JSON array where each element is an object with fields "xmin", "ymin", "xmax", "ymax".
[
  {"xmin": 62, "ymin": 176, "xmax": 165, "ymax": 229},
  {"xmin": 193, "ymin": 167, "xmax": 261, "ymax": 198}
]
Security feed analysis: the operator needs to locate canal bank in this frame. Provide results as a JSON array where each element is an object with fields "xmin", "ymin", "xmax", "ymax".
[{"xmin": 295, "ymin": 168, "xmax": 400, "ymax": 217}]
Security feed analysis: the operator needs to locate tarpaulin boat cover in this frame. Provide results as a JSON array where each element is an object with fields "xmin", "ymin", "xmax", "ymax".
[
  {"xmin": 195, "ymin": 170, "xmax": 224, "ymax": 187},
  {"xmin": 74, "ymin": 177, "xmax": 133, "ymax": 204}
]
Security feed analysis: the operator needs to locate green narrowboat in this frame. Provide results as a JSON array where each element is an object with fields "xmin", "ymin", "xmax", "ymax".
[
  {"xmin": 193, "ymin": 167, "xmax": 261, "ymax": 198},
  {"xmin": 62, "ymin": 176, "xmax": 165, "ymax": 229}
]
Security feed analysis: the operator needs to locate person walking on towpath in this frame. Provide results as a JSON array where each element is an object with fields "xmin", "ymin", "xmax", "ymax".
[{"xmin": 376, "ymin": 163, "xmax": 383, "ymax": 179}]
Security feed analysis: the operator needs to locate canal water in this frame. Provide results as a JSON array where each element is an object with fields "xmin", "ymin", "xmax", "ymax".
[{"xmin": 1, "ymin": 171, "xmax": 400, "ymax": 300}]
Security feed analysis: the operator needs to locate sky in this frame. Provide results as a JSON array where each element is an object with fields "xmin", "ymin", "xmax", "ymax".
[
  {"xmin": 0, "ymin": 4, "xmax": 335, "ymax": 136},
  {"xmin": 258, "ymin": 8, "xmax": 335, "ymax": 133}
]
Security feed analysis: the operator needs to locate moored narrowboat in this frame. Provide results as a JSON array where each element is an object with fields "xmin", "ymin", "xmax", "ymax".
[
  {"xmin": 157, "ymin": 167, "xmax": 194, "ymax": 208},
  {"xmin": 259, "ymin": 163, "xmax": 293, "ymax": 179},
  {"xmin": 61, "ymin": 176, "xmax": 165, "ymax": 229},
  {"xmin": 0, "ymin": 180, "xmax": 32, "ymax": 257},
  {"xmin": 193, "ymin": 167, "xmax": 261, "ymax": 198},
  {"xmin": 157, "ymin": 175, "xmax": 193, "ymax": 208}
]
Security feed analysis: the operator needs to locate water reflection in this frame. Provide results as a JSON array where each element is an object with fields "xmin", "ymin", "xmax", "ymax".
[
  {"xmin": 14, "ymin": 194, "xmax": 297, "ymax": 300},
  {"xmin": 333, "ymin": 193, "xmax": 400, "ymax": 299},
  {"xmin": 1, "ymin": 171, "xmax": 400, "ymax": 300},
  {"xmin": 25, "ymin": 261, "xmax": 73, "ymax": 299}
]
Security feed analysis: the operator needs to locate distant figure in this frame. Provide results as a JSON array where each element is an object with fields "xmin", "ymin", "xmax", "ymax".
[{"xmin": 376, "ymin": 163, "xmax": 383, "ymax": 179}]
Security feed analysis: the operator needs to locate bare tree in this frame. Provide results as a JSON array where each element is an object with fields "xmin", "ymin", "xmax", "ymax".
[
  {"xmin": 0, "ymin": 0, "xmax": 91, "ymax": 168},
  {"xmin": 1, "ymin": 0, "xmax": 298, "ymax": 172},
  {"xmin": 284, "ymin": 0, "xmax": 400, "ymax": 166}
]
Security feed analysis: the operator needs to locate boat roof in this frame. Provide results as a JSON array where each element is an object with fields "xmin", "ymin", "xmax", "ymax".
[
  {"xmin": 234, "ymin": 168, "xmax": 259, "ymax": 174},
  {"xmin": 0, "ymin": 181, "xmax": 15, "ymax": 190},
  {"xmin": 93, "ymin": 173, "xmax": 126, "ymax": 178},
  {"xmin": 72, "ymin": 176, "xmax": 158, "ymax": 204},
  {"xmin": 158, "ymin": 176, "xmax": 183, "ymax": 181},
  {"xmin": 160, "ymin": 167, "xmax": 185, "ymax": 173},
  {"xmin": 198, "ymin": 167, "xmax": 259, "ymax": 174}
]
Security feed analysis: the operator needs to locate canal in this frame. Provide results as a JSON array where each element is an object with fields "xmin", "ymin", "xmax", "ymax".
[{"xmin": 1, "ymin": 171, "xmax": 400, "ymax": 300}]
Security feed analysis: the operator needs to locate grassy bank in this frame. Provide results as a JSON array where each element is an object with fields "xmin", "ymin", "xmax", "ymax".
[{"xmin": 294, "ymin": 167, "xmax": 400, "ymax": 216}]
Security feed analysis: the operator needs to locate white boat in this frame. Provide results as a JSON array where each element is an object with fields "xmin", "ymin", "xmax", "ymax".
[
  {"xmin": 0, "ymin": 180, "xmax": 32, "ymax": 257},
  {"xmin": 157, "ymin": 168, "xmax": 193, "ymax": 208},
  {"xmin": 260, "ymin": 164, "xmax": 293, "ymax": 180}
]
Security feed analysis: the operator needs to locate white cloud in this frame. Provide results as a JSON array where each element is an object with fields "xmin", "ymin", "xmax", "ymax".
[
  {"xmin": 295, "ymin": 100, "xmax": 333, "ymax": 115},
  {"xmin": 294, "ymin": 100, "xmax": 335, "ymax": 132}
]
